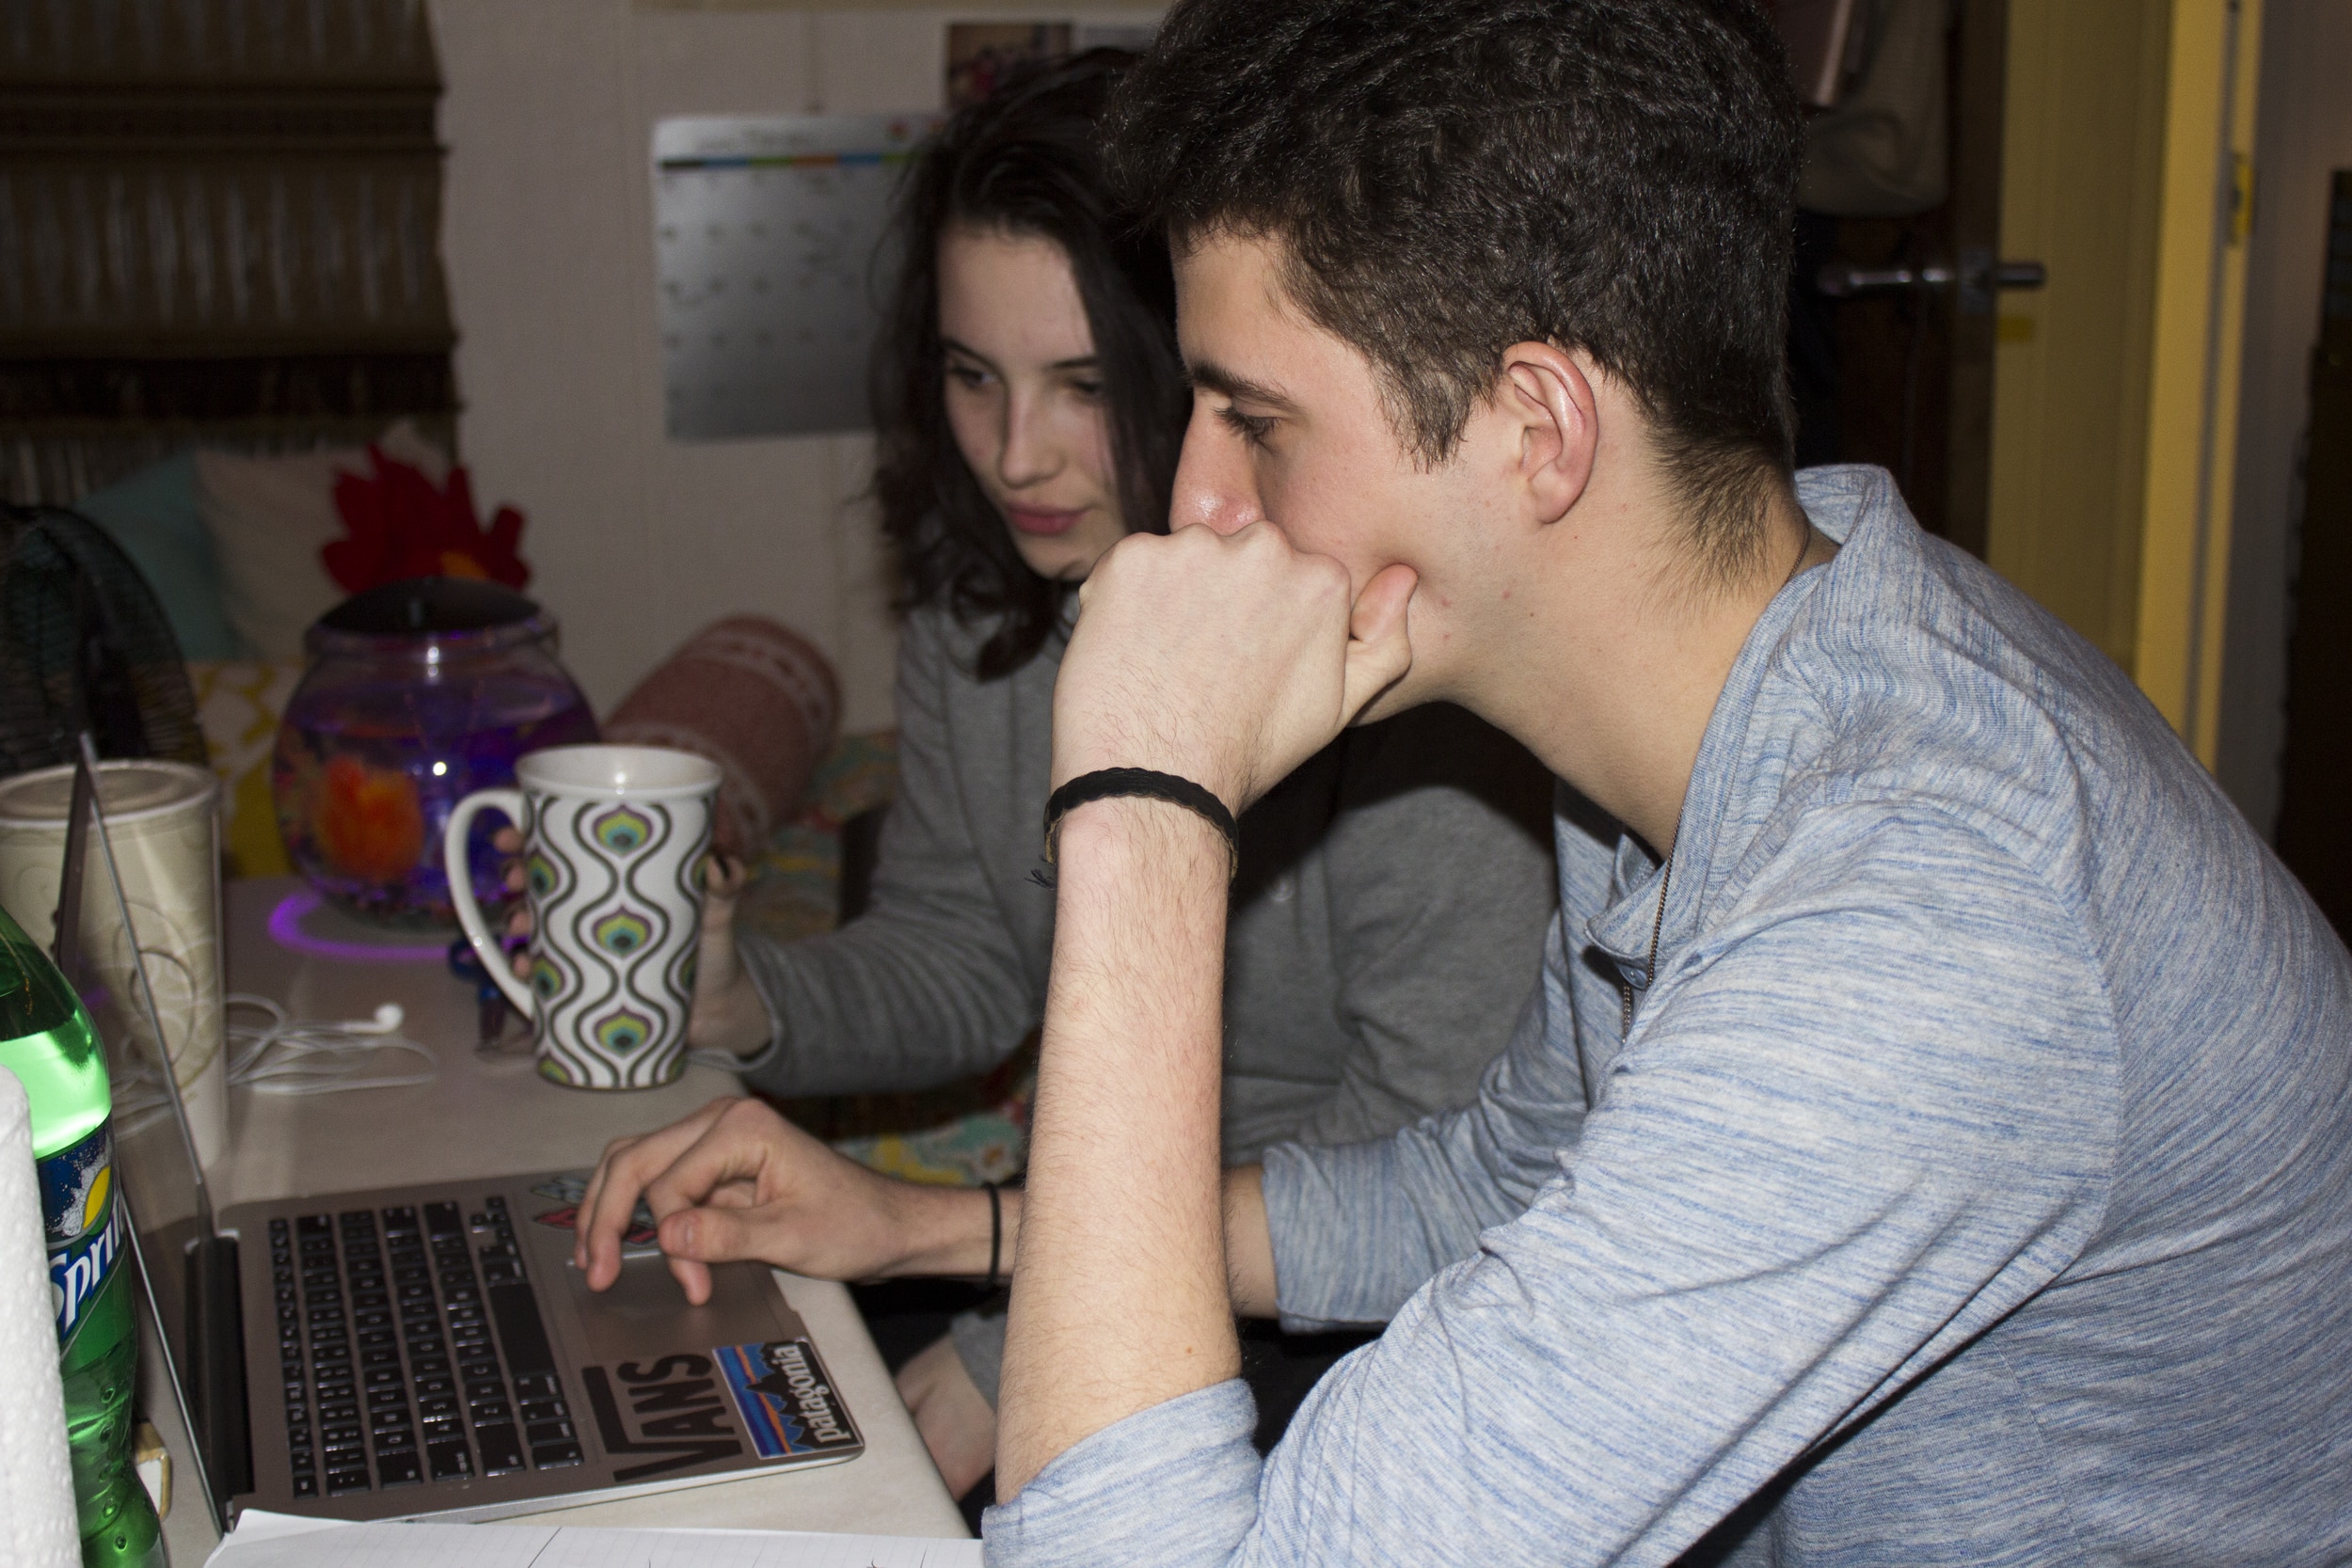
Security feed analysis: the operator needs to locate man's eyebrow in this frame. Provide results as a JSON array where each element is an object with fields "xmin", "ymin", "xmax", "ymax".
[{"xmin": 1185, "ymin": 356, "xmax": 1300, "ymax": 414}]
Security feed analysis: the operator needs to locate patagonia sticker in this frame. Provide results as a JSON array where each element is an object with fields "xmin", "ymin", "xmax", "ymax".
[{"xmin": 715, "ymin": 1338, "xmax": 862, "ymax": 1459}]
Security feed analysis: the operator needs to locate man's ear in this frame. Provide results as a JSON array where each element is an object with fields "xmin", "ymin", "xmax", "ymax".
[{"xmin": 1499, "ymin": 342, "xmax": 1597, "ymax": 526}]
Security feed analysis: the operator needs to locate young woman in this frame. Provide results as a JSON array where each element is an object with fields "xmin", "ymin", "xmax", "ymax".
[{"xmin": 606, "ymin": 51, "xmax": 1555, "ymax": 1501}]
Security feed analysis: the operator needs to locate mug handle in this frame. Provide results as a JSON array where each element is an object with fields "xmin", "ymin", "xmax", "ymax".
[{"xmin": 443, "ymin": 788, "xmax": 538, "ymax": 1020}]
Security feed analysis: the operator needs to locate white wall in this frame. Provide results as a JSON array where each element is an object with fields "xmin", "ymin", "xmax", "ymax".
[
  {"xmin": 427, "ymin": 2, "xmax": 1151, "ymax": 731},
  {"xmin": 2214, "ymin": 0, "xmax": 2352, "ymax": 834}
]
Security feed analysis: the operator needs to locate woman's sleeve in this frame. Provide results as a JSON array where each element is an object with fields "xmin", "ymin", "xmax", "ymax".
[
  {"xmin": 1289, "ymin": 704, "xmax": 1557, "ymax": 1147},
  {"xmin": 736, "ymin": 614, "xmax": 1043, "ymax": 1097}
]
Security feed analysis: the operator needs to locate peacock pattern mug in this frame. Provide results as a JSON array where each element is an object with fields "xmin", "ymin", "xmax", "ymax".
[{"xmin": 445, "ymin": 745, "xmax": 721, "ymax": 1090}]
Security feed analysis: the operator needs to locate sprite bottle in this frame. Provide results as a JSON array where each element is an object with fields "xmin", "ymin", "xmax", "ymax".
[{"xmin": 0, "ymin": 901, "xmax": 165, "ymax": 1568}]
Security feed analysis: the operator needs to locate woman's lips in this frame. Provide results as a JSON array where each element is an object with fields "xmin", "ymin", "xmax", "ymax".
[{"xmin": 1006, "ymin": 506, "xmax": 1086, "ymax": 537}]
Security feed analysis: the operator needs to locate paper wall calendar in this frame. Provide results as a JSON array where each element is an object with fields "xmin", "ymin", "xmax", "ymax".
[{"xmin": 653, "ymin": 114, "xmax": 943, "ymax": 441}]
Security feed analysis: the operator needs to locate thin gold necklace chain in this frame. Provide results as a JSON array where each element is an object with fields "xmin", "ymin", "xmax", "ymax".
[{"xmin": 1619, "ymin": 519, "xmax": 1820, "ymax": 1038}]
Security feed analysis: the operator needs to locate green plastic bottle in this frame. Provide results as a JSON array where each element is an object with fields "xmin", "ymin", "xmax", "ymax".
[{"xmin": 0, "ymin": 901, "xmax": 165, "ymax": 1568}]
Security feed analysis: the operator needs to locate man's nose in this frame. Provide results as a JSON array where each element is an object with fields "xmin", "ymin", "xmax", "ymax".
[{"xmin": 1171, "ymin": 403, "xmax": 1261, "ymax": 535}]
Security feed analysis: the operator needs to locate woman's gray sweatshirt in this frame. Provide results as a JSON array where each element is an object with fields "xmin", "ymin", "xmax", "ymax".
[{"xmin": 737, "ymin": 604, "xmax": 1556, "ymax": 1160}]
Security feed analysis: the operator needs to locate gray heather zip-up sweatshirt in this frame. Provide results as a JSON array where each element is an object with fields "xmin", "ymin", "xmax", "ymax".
[{"xmin": 982, "ymin": 466, "xmax": 2352, "ymax": 1567}]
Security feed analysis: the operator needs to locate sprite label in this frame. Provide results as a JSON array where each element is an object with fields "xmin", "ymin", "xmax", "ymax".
[{"xmin": 39, "ymin": 1119, "xmax": 122, "ymax": 1349}]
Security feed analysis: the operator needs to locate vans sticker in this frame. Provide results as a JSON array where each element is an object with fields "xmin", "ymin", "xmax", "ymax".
[{"xmin": 580, "ymin": 1354, "xmax": 746, "ymax": 1483}]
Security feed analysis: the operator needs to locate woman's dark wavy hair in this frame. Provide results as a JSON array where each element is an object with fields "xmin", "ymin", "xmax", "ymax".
[{"xmin": 873, "ymin": 49, "xmax": 1187, "ymax": 680}]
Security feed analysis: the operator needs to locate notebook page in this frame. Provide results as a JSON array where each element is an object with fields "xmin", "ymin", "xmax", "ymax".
[{"xmin": 205, "ymin": 1516, "xmax": 982, "ymax": 1568}]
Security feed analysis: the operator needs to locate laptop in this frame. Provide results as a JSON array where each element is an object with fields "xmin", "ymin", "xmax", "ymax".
[
  {"xmin": 209, "ymin": 1171, "xmax": 864, "ymax": 1521},
  {"xmin": 51, "ymin": 742, "xmax": 865, "ymax": 1532}
]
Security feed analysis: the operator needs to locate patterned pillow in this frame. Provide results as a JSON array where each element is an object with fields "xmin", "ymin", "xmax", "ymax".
[
  {"xmin": 187, "ymin": 659, "xmax": 303, "ymax": 879},
  {"xmin": 194, "ymin": 421, "xmax": 449, "ymax": 660}
]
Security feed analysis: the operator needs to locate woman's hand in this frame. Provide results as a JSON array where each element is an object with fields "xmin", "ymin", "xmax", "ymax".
[
  {"xmin": 675, "ymin": 851, "xmax": 771, "ymax": 1054},
  {"xmin": 494, "ymin": 828, "xmax": 770, "ymax": 1056},
  {"xmin": 574, "ymin": 1096, "xmax": 961, "ymax": 1304}
]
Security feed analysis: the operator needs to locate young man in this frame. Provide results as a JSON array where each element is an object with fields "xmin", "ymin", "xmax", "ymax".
[{"xmin": 578, "ymin": 0, "xmax": 2352, "ymax": 1559}]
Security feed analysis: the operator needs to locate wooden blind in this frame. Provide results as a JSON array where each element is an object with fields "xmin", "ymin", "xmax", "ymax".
[{"xmin": 0, "ymin": 0, "xmax": 456, "ymax": 502}]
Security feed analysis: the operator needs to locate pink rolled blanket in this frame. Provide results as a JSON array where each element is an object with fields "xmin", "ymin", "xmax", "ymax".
[{"xmin": 603, "ymin": 617, "xmax": 840, "ymax": 855}]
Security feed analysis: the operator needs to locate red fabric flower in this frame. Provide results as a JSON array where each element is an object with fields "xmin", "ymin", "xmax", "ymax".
[{"xmin": 324, "ymin": 447, "xmax": 532, "ymax": 594}]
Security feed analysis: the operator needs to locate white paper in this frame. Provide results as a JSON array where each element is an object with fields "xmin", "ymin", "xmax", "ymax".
[
  {"xmin": 206, "ymin": 1513, "xmax": 981, "ymax": 1568},
  {"xmin": 0, "ymin": 1069, "xmax": 77, "ymax": 1568}
]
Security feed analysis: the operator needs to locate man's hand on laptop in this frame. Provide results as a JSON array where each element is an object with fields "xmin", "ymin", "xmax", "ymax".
[
  {"xmin": 574, "ymin": 1096, "xmax": 984, "ymax": 1303},
  {"xmin": 1054, "ymin": 520, "xmax": 1417, "ymax": 810}
]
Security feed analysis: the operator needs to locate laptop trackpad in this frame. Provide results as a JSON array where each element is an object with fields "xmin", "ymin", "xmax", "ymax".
[{"xmin": 563, "ymin": 1254, "xmax": 791, "ymax": 1364}]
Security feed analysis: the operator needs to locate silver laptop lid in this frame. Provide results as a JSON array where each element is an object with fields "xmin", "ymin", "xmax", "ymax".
[{"xmin": 49, "ymin": 735, "xmax": 243, "ymax": 1523}]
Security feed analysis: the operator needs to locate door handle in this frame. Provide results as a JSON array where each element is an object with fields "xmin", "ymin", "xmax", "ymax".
[{"xmin": 1816, "ymin": 248, "xmax": 2047, "ymax": 314}]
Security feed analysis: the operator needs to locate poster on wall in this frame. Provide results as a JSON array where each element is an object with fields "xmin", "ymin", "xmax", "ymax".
[
  {"xmin": 946, "ymin": 21, "xmax": 1161, "ymax": 107},
  {"xmin": 946, "ymin": 23, "xmax": 1072, "ymax": 106},
  {"xmin": 653, "ymin": 113, "xmax": 942, "ymax": 441}
]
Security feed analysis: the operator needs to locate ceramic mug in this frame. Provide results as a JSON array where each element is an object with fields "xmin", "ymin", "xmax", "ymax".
[{"xmin": 445, "ymin": 745, "xmax": 721, "ymax": 1090}]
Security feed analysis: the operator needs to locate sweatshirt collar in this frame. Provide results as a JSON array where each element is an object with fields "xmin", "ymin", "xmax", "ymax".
[{"xmin": 1582, "ymin": 466, "xmax": 1893, "ymax": 971}]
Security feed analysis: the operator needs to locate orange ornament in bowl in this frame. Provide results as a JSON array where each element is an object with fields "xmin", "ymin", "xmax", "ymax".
[{"xmin": 313, "ymin": 754, "xmax": 427, "ymax": 882}]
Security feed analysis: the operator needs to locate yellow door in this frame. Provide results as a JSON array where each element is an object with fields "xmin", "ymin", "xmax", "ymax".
[{"xmin": 1988, "ymin": 0, "xmax": 2262, "ymax": 767}]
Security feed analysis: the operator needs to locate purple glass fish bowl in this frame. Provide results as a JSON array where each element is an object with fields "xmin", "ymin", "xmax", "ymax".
[{"xmin": 273, "ymin": 578, "xmax": 599, "ymax": 928}]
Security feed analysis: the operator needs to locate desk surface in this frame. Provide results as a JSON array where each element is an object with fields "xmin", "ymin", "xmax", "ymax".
[{"xmin": 151, "ymin": 878, "xmax": 965, "ymax": 1563}]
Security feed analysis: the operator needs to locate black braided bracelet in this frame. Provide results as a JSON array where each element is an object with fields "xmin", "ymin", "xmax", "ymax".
[
  {"xmin": 1041, "ymin": 767, "xmax": 1240, "ymax": 879},
  {"xmin": 985, "ymin": 1181, "xmax": 1004, "ymax": 1290}
]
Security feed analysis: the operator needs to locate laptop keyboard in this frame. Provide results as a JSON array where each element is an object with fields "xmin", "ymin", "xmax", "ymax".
[{"xmin": 270, "ymin": 1194, "xmax": 584, "ymax": 1499}]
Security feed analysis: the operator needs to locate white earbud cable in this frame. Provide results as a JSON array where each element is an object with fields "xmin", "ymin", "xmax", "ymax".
[
  {"xmin": 109, "ymin": 994, "xmax": 440, "ymax": 1134},
  {"xmin": 224, "ymin": 994, "xmax": 437, "ymax": 1094}
]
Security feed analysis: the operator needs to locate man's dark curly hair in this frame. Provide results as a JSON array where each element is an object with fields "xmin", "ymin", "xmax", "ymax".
[
  {"xmin": 874, "ymin": 49, "xmax": 1187, "ymax": 679},
  {"xmin": 1106, "ymin": 0, "xmax": 1804, "ymax": 581}
]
